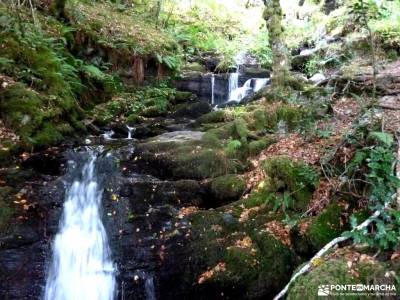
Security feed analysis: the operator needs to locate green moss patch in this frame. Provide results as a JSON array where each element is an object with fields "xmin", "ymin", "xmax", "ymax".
[
  {"xmin": 211, "ymin": 174, "xmax": 246, "ymax": 202},
  {"xmin": 263, "ymin": 156, "xmax": 319, "ymax": 213}
]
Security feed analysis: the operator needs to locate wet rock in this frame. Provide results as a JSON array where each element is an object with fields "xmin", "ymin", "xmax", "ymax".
[
  {"xmin": 22, "ymin": 150, "xmax": 66, "ymax": 176},
  {"xmin": 147, "ymin": 131, "xmax": 204, "ymax": 143}
]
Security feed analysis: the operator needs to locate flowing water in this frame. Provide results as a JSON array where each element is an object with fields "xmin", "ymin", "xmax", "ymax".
[
  {"xmin": 228, "ymin": 72, "xmax": 239, "ymax": 100},
  {"xmin": 44, "ymin": 150, "xmax": 116, "ymax": 300},
  {"xmin": 211, "ymin": 73, "xmax": 215, "ymax": 105},
  {"xmin": 126, "ymin": 125, "xmax": 135, "ymax": 140},
  {"xmin": 228, "ymin": 77, "xmax": 269, "ymax": 102}
]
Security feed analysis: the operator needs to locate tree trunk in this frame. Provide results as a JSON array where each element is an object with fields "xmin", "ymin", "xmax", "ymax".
[
  {"xmin": 263, "ymin": 0, "xmax": 290, "ymax": 88},
  {"xmin": 132, "ymin": 56, "xmax": 145, "ymax": 85}
]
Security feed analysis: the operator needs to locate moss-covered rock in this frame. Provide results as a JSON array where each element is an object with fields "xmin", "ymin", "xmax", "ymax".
[
  {"xmin": 196, "ymin": 110, "xmax": 227, "ymax": 124},
  {"xmin": 287, "ymin": 249, "xmax": 399, "ymax": 300},
  {"xmin": 248, "ymin": 136, "xmax": 276, "ymax": 156},
  {"xmin": 172, "ymin": 91, "xmax": 196, "ymax": 104},
  {"xmin": 135, "ymin": 136, "xmax": 244, "ymax": 180},
  {"xmin": 290, "ymin": 203, "xmax": 348, "ymax": 255},
  {"xmin": 263, "ymin": 156, "xmax": 319, "ymax": 212},
  {"xmin": 0, "ymin": 82, "xmax": 83, "ymax": 150},
  {"xmin": 186, "ymin": 206, "xmax": 297, "ymax": 299},
  {"xmin": 211, "ymin": 174, "xmax": 246, "ymax": 202}
]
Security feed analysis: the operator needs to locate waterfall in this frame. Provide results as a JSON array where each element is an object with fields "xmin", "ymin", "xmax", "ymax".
[
  {"xmin": 102, "ymin": 130, "xmax": 114, "ymax": 140},
  {"xmin": 254, "ymin": 78, "xmax": 269, "ymax": 92},
  {"xmin": 228, "ymin": 72, "xmax": 239, "ymax": 100},
  {"xmin": 126, "ymin": 125, "xmax": 135, "ymax": 140},
  {"xmin": 211, "ymin": 74, "xmax": 215, "ymax": 105},
  {"xmin": 44, "ymin": 151, "xmax": 116, "ymax": 300},
  {"xmin": 144, "ymin": 275, "xmax": 156, "ymax": 300},
  {"xmin": 229, "ymin": 78, "xmax": 252, "ymax": 102}
]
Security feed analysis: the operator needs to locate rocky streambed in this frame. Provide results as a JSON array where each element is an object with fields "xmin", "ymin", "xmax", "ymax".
[{"xmin": 0, "ymin": 93, "xmax": 299, "ymax": 300}]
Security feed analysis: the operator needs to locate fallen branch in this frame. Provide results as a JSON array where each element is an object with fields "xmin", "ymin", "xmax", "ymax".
[{"xmin": 273, "ymin": 206, "xmax": 387, "ymax": 300}]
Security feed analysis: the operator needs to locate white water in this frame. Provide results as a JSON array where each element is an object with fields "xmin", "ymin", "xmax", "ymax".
[
  {"xmin": 254, "ymin": 78, "xmax": 270, "ymax": 92},
  {"xmin": 229, "ymin": 78, "xmax": 252, "ymax": 102},
  {"xmin": 126, "ymin": 125, "xmax": 135, "ymax": 140},
  {"xmin": 228, "ymin": 77, "xmax": 270, "ymax": 102},
  {"xmin": 102, "ymin": 130, "xmax": 114, "ymax": 140},
  {"xmin": 211, "ymin": 74, "xmax": 215, "ymax": 105},
  {"xmin": 44, "ymin": 153, "xmax": 116, "ymax": 300},
  {"xmin": 228, "ymin": 72, "xmax": 239, "ymax": 100}
]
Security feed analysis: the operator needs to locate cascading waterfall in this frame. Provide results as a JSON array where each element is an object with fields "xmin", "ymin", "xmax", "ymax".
[
  {"xmin": 228, "ymin": 77, "xmax": 270, "ymax": 102},
  {"xmin": 44, "ymin": 151, "xmax": 116, "ymax": 300},
  {"xmin": 228, "ymin": 72, "xmax": 239, "ymax": 100},
  {"xmin": 211, "ymin": 73, "xmax": 215, "ymax": 105},
  {"xmin": 126, "ymin": 125, "xmax": 135, "ymax": 140},
  {"xmin": 254, "ymin": 78, "xmax": 270, "ymax": 92},
  {"xmin": 229, "ymin": 78, "xmax": 252, "ymax": 102},
  {"xmin": 102, "ymin": 130, "xmax": 114, "ymax": 140}
]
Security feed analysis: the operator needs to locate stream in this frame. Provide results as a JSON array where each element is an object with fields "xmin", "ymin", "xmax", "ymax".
[
  {"xmin": 0, "ymin": 61, "xmax": 270, "ymax": 300},
  {"xmin": 44, "ymin": 150, "xmax": 116, "ymax": 300}
]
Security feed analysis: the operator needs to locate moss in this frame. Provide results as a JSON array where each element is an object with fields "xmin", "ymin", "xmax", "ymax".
[
  {"xmin": 172, "ymin": 91, "xmax": 195, "ymax": 104},
  {"xmin": 211, "ymin": 174, "xmax": 246, "ymax": 201},
  {"xmin": 291, "ymin": 203, "xmax": 348, "ymax": 255},
  {"xmin": 68, "ymin": 0, "xmax": 178, "ymax": 56},
  {"xmin": 126, "ymin": 113, "xmax": 142, "ymax": 124},
  {"xmin": 287, "ymin": 254, "xmax": 397, "ymax": 300},
  {"xmin": 172, "ymin": 147, "xmax": 241, "ymax": 179},
  {"xmin": 263, "ymin": 156, "xmax": 318, "ymax": 212},
  {"xmin": 207, "ymin": 122, "xmax": 234, "ymax": 139},
  {"xmin": 197, "ymin": 110, "xmax": 226, "ymax": 124},
  {"xmin": 0, "ymin": 84, "xmax": 45, "ymax": 138},
  {"xmin": 188, "ymin": 204, "xmax": 297, "ymax": 298},
  {"xmin": 0, "ymin": 83, "xmax": 81, "ymax": 149},
  {"xmin": 308, "ymin": 203, "xmax": 345, "ymax": 249},
  {"xmin": 137, "ymin": 139, "xmax": 244, "ymax": 180},
  {"xmin": 32, "ymin": 122, "xmax": 64, "ymax": 148},
  {"xmin": 183, "ymin": 62, "xmax": 206, "ymax": 72},
  {"xmin": 233, "ymin": 118, "xmax": 250, "ymax": 142},
  {"xmin": 252, "ymin": 109, "xmax": 269, "ymax": 130},
  {"xmin": 276, "ymin": 105, "xmax": 307, "ymax": 131},
  {"xmin": 248, "ymin": 136, "xmax": 276, "ymax": 156}
]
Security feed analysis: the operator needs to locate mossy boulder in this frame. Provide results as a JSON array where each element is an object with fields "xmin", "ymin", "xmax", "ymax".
[
  {"xmin": 263, "ymin": 156, "xmax": 319, "ymax": 212},
  {"xmin": 171, "ymin": 91, "xmax": 196, "ymax": 104},
  {"xmin": 134, "ymin": 133, "xmax": 244, "ymax": 180},
  {"xmin": 211, "ymin": 174, "xmax": 246, "ymax": 203},
  {"xmin": 186, "ymin": 207, "xmax": 297, "ymax": 299},
  {"xmin": 0, "ymin": 82, "xmax": 83, "ymax": 150},
  {"xmin": 290, "ymin": 203, "xmax": 348, "ymax": 256},
  {"xmin": 248, "ymin": 136, "xmax": 276, "ymax": 156},
  {"xmin": 287, "ymin": 249, "xmax": 399, "ymax": 300},
  {"xmin": 196, "ymin": 110, "xmax": 227, "ymax": 124}
]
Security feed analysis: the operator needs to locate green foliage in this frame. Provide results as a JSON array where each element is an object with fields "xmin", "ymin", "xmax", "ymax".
[
  {"xmin": 345, "ymin": 131, "xmax": 400, "ymax": 250},
  {"xmin": 92, "ymin": 84, "xmax": 176, "ymax": 124}
]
